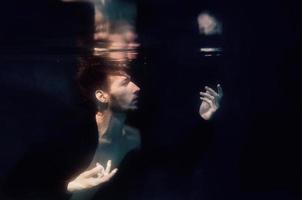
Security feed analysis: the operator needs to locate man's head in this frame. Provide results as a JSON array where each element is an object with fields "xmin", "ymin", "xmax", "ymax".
[{"xmin": 77, "ymin": 56, "xmax": 140, "ymax": 112}]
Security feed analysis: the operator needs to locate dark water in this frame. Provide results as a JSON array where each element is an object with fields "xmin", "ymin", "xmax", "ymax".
[{"xmin": 0, "ymin": 0, "xmax": 300, "ymax": 200}]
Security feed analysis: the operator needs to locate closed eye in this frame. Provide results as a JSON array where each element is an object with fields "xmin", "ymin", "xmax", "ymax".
[{"xmin": 121, "ymin": 78, "xmax": 130, "ymax": 86}]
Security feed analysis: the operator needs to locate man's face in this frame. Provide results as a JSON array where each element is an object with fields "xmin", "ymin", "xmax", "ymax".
[{"xmin": 107, "ymin": 74, "xmax": 140, "ymax": 111}]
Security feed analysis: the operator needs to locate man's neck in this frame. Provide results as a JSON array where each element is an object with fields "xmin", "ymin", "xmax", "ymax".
[{"xmin": 95, "ymin": 109, "xmax": 127, "ymax": 143}]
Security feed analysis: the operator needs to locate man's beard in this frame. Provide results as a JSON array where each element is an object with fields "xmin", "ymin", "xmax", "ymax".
[{"xmin": 109, "ymin": 96, "xmax": 137, "ymax": 112}]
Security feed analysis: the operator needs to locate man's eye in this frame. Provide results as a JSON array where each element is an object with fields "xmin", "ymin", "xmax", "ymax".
[{"xmin": 121, "ymin": 79, "xmax": 130, "ymax": 86}]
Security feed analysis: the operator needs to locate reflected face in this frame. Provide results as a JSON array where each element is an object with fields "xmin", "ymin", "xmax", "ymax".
[
  {"xmin": 197, "ymin": 12, "xmax": 222, "ymax": 35},
  {"xmin": 107, "ymin": 74, "xmax": 140, "ymax": 111}
]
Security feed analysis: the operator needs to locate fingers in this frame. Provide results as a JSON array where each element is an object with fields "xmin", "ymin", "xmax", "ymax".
[
  {"xmin": 105, "ymin": 168, "xmax": 118, "ymax": 181},
  {"xmin": 72, "ymin": 162, "xmax": 118, "ymax": 190},
  {"xmin": 110, "ymin": 168, "xmax": 118, "ymax": 175},
  {"xmin": 200, "ymin": 97, "xmax": 213, "ymax": 106},
  {"xmin": 205, "ymin": 86, "xmax": 218, "ymax": 97},
  {"xmin": 202, "ymin": 84, "xmax": 223, "ymax": 98},
  {"xmin": 199, "ymin": 84, "xmax": 222, "ymax": 110},
  {"xmin": 96, "ymin": 162, "xmax": 105, "ymax": 172},
  {"xmin": 96, "ymin": 163, "xmax": 105, "ymax": 177},
  {"xmin": 104, "ymin": 160, "xmax": 112, "ymax": 175},
  {"xmin": 99, "ymin": 168, "xmax": 118, "ymax": 184},
  {"xmin": 91, "ymin": 168, "xmax": 118, "ymax": 187},
  {"xmin": 217, "ymin": 84, "xmax": 223, "ymax": 97},
  {"xmin": 200, "ymin": 92, "xmax": 214, "ymax": 100},
  {"xmin": 82, "ymin": 163, "xmax": 104, "ymax": 178}
]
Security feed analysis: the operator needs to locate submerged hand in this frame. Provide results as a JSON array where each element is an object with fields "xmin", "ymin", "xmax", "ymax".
[
  {"xmin": 199, "ymin": 84, "xmax": 223, "ymax": 120},
  {"xmin": 67, "ymin": 160, "xmax": 118, "ymax": 192}
]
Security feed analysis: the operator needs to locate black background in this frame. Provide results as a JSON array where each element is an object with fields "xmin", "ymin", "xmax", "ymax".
[{"xmin": 0, "ymin": 0, "xmax": 300, "ymax": 199}]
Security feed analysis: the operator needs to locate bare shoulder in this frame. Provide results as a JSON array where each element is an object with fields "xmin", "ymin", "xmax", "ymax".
[{"xmin": 123, "ymin": 125, "xmax": 141, "ymax": 150}]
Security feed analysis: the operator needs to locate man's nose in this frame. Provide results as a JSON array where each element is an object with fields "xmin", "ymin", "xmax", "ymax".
[{"xmin": 132, "ymin": 82, "xmax": 140, "ymax": 92}]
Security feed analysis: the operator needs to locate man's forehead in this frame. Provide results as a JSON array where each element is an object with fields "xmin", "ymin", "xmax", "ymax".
[{"xmin": 108, "ymin": 72, "xmax": 131, "ymax": 80}]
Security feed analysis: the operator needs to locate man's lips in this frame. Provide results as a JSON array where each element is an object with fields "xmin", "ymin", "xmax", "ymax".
[{"xmin": 132, "ymin": 96, "xmax": 139, "ymax": 104}]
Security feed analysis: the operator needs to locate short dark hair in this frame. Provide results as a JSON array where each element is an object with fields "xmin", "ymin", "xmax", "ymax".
[{"xmin": 76, "ymin": 55, "xmax": 129, "ymax": 108}]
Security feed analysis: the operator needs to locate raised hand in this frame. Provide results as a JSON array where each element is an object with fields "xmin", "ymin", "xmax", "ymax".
[{"xmin": 199, "ymin": 84, "xmax": 223, "ymax": 120}]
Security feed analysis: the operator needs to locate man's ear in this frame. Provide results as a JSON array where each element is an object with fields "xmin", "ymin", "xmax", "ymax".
[{"xmin": 95, "ymin": 90, "xmax": 109, "ymax": 103}]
